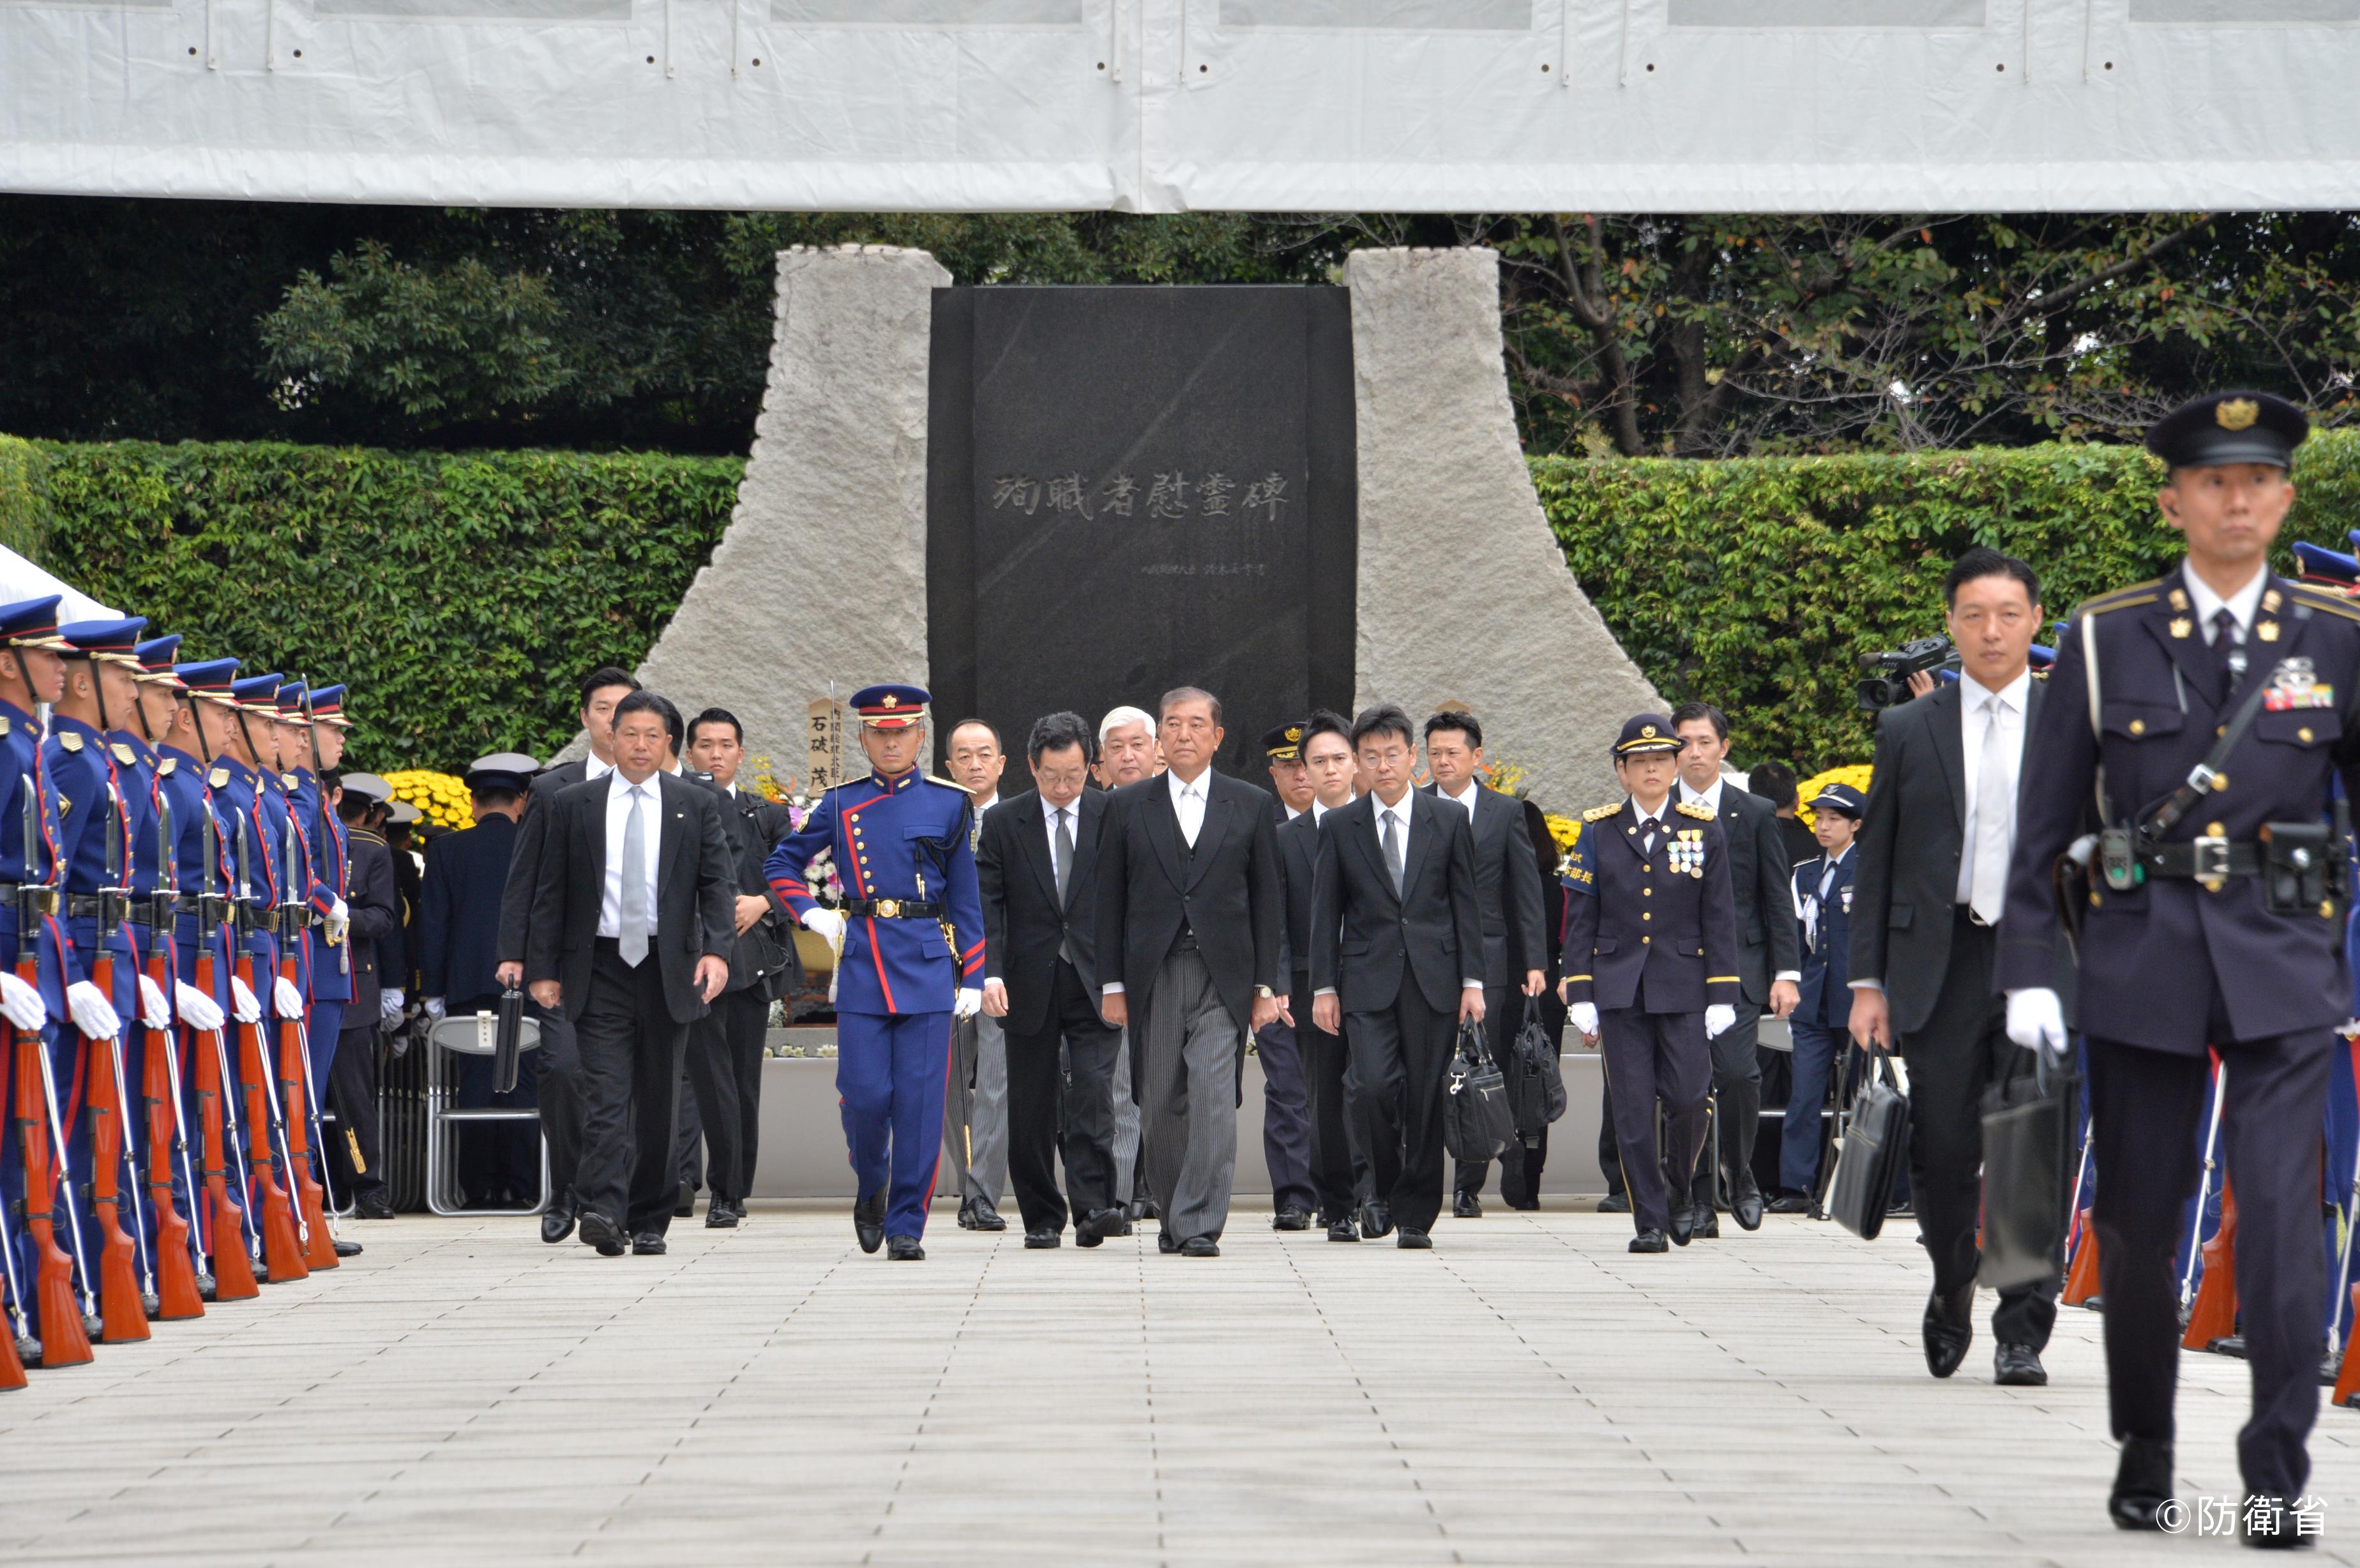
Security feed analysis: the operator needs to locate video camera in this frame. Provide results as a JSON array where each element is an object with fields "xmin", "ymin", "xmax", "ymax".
[{"xmin": 1856, "ymin": 636, "xmax": 1960, "ymax": 711}]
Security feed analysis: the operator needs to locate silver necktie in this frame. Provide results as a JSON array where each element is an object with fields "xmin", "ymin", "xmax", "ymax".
[
  {"xmin": 619, "ymin": 784, "xmax": 650, "ymax": 967},
  {"xmin": 1054, "ymin": 806, "xmax": 1073, "ymax": 903},
  {"xmin": 1382, "ymin": 808, "xmax": 1404, "ymax": 895},
  {"xmin": 1969, "ymin": 700, "xmax": 2013, "ymax": 926}
]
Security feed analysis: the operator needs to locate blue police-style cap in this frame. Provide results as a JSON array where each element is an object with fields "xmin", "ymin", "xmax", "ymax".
[
  {"xmin": 58, "ymin": 615, "xmax": 149, "ymax": 661},
  {"xmin": 0, "ymin": 596, "xmax": 66, "ymax": 650},
  {"xmin": 272, "ymin": 679, "xmax": 309, "ymax": 719},
  {"xmin": 851, "ymin": 683, "xmax": 930, "ymax": 730},
  {"xmin": 230, "ymin": 672, "xmax": 284, "ymax": 712},
  {"xmin": 2029, "ymin": 643, "xmax": 2055, "ymax": 670},
  {"xmin": 2297, "ymin": 541, "xmax": 2360, "ymax": 585},
  {"xmin": 133, "ymin": 635, "xmax": 183, "ymax": 684},
  {"xmin": 308, "ymin": 684, "xmax": 351, "ymax": 728},
  {"xmin": 1612, "ymin": 712, "xmax": 1681, "ymax": 757},
  {"xmin": 1808, "ymin": 781, "xmax": 1868, "ymax": 819},
  {"xmin": 176, "ymin": 658, "xmax": 240, "ymax": 699},
  {"xmin": 464, "ymin": 751, "xmax": 540, "ymax": 795},
  {"xmin": 2146, "ymin": 391, "xmax": 2308, "ymax": 471}
]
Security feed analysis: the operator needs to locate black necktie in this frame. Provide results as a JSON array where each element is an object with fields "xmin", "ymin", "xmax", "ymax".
[
  {"xmin": 2213, "ymin": 607, "xmax": 2243, "ymax": 694},
  {"xmin": 1640, "ymin": 817, "xmax": 1660, "ymax": 852}
]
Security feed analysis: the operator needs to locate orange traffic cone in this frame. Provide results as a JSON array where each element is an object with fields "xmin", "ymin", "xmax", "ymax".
[
  {"xmin": 2182, "ymin": 1182, "xmax": 2239, "ymax": 1352},
  {"xmin": 2062, "ymin": 1210, "xmax": 2103, "ymax": 1307}
]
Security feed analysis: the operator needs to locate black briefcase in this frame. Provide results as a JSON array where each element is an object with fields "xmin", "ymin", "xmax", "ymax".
[
  {"xmin": 1829, "ymin": 1048, "xmax": 1908, "ymax": 1241},
  {"xmin": 1443, "ymin": 1020, "xmax": 1515, "ymax": 1164},
  {"xmin": 493, "ymin": 986, "xmax": 526, "ymax": 1096},
  {"xmin": 1978, "ymin": 1045, "xmax": 2076, "ymax": 1292},
  {"xmin": 1507, "ymin": 999, "xmax": 1568, "ymax": 1136}
]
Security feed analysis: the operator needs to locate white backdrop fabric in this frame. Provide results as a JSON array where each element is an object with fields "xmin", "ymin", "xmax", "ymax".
[{"xmin": 6, "ymin": 1, "xmax": 2360, "ymax": 212}]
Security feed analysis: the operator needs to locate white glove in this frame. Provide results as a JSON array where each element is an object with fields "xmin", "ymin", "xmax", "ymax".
[
  {"xmin": 1570, "ymin": 1001, "xmax": 1600, "ymax": 1037},
  {"xmin": 2006, "ymin": 988, "xmax": 2069, "ymax": 1055},
  {"xmin": 381, "ymin": 988, "xmax": 405, "ymax": 1024},
  {"xmin": 953, "ymin": 986, "xmax": 983, "ymax": 1021},
  {"xmin": 0, "ymin": 971, "xmax": 44, "ymax": 1032},
  {"xmin": 229, "ymin": 976, "xmax": 262, "ymax": 1024},
  {"xmin": 138, "ymin": 974, "xmax": 171, "ymax": 1030},
  {"xmin": 1705, "ymin": 1004, "xmax": 1737, "ymax": 1039},
  {"xmin": 802, "ymin": 907, "xmax": 846, "ymax": 946},
  {"xmin": 423, "ymin": 996, "xmax": 446, "ymax": 1022},
  {"xmin": 66, "ymin": 980, "xmax": 122, "ymax": 1041},
  {"xmin": 273, "ymin": 976, "xmax": 304, "ymax": 1018},
  {"xmin": 175, "ymin": 980, "xmax": 225, "ymax": 1033},
  {"xmin": 326, "ymin": 897, "xmax": 349, "ymax": 945}
]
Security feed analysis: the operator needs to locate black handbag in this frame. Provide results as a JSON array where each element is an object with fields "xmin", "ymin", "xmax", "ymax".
[
  {"xmin": 493, "ymin": 986, "xmax": 526, "ymax": 1095},
  {"xmin": 1507, "ymin": 998, "xmax": 1568, "ymax": 1136},
  {"xmin": 1978, "ymin": 1043, "xmax": 2077, "ymax": 1292},
  {"xmin": 1829, "ymin": 1047, "xmax": 1909, "ymax": 1241},
  {"xmin": 1443, "ymin": 1020, "xmax": 1515, "ymax": 1164}
]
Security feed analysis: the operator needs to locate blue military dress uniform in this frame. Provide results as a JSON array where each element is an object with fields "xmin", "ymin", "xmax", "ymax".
[
  {"xmin": 278, "ymin": 681, "xmax": 349, "ymax": 1089},
  {"xmin": 1561, "ymin": 714, "xmax": 1741, "ymax": 1246},
  {"xmin": 765, "ymin": 686, "xmax": 983, "ymax": 1248},
  {"xmin": 2001, "ymin": 390, "xmax": 2353, "ymax": 1530},
  {"xmin": 1777, "ymin": 784, "xmax": 1861, "ymax": 1202}
]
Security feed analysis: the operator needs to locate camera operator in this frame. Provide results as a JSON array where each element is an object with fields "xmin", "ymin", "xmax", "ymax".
[{"xmin": 1848, "ymin": 547, "xmax": 2061, "ymax": 1389}]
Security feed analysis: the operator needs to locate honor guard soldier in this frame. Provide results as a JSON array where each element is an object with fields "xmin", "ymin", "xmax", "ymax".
[
  {"xmin": 1558, "ymin": 714, "xmax": 1741, "ymax": 1254},
  {"xmin": 2003, "ymin": 391, "xmax": 2351, "ymax": 1546},
  {"xmin": 766, "ymin": 684, "xmax": 984, "ymax": 1260}
]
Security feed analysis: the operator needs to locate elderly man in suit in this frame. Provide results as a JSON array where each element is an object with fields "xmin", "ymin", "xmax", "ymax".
[
  {"xmin": 1421, "ymin": 709, "xmax": 1547, "ymax": 1221},
  {"xmin": 1096, "ymin": 704, "xmax": 1161, "ymax": 1223},
  {"xmin": 941, "ymin": 718, "xmax": 1012, "ymax": 1232},
  {"xmin": 1096, "ymin": 687, "xmax": 1282, "ymax": 1258},
  {"xmin": 979, "ymin": 711, "xmax": 1125, "ymax": 1248},
  {"xmin": 1850, "ymin": 547, "xmax": 2061, "ymax": 1387},
  {"xmin": 1311, "ymin": 704, "xmax": 1487, "ymax": 1249},
  {"xmin": 526, "ymin": 692, "xmax": 735, "ymax": 1257},
  {"xmin": 1668, "ymin": 702, "xmax": 1800, "ymax": 1237},
  {"xmin": 1275, "ymin": 710, "xmax": 1366, "ymax": 1240}
]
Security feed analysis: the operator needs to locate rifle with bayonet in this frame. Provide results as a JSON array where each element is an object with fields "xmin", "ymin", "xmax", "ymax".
[
  {"xmin": 81, "ymin": 785, "xmax": 153, "ymax": 1340},
  {"xmin": 138, "ymin": 787, "xmax": 207, "ymax": 1316},
  {"xmin": 14, "ymin": 771, "xmax": 93, "ymax": 1364},
  {"xmin": 232, "ymin": 809, "xmax": 306, "ymax": 1283},
  {"xmin": 276, "ymin": 810, "xmax": 337, "ymax": 1269},
  {"xmin": 190, "ymin": 799, "xmax": 259, "ymax": 1300}
]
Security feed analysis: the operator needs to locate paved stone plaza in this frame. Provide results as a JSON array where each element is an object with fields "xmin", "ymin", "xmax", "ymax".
[{"xmin": 1, "ymin": 1203, "xmax": 2353, "ymax": 1566}]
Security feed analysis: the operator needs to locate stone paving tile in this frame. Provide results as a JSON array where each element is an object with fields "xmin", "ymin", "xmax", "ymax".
[{"xmin": 0, "ymin": 1202, "xmax": 2355, "ymax": 1565}]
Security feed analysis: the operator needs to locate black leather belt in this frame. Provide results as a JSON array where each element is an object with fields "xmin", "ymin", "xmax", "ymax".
[
  {"xmin": 843, "ymin": 898, "xmax": 941, "ymax": 919},
  {"xmin": 2140, "ymin": 838, "xmax": 2263, "ymax": 880}
]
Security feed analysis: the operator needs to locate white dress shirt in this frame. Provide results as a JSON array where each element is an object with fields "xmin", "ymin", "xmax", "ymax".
[
  {"xmin": 974, "ymin": 792, "xmax": 999, "ymax": 817},
  {"xmin": 598, "ymin": 771, "xmax": 663, "ymax": 940},
  {"xmin": 1954, "ymin": 666, "xmax": 2032, "ymax": 907},
  {"xmin": 1680, "ymin": 775, "xmax": 1799, "ymax": 984},
  {"xmin": 1167, "ymin": 769, "xmax": 1207, "ymax": 847},
  {"xmin": 2184, "ymin": 559, "xmax": 2268, "ymax": 647},
  {"xmin": 584, "ymin": 753, "xmax": 614, "ymax": 783},
  {"xmin": 1797, "ymin": 842, "xmax": 1852, "ymax": 946},
  {"xmin": 1042, "ymin": 796, "xmax": 1080, "ymax": 871},
  {"xmin": 1370, "ymin": 788, "xmax": 1414, "ymax": 871},
  {"xmin": 1440, "ymin": 778, "xmax": 1481, "ymax": 821}
]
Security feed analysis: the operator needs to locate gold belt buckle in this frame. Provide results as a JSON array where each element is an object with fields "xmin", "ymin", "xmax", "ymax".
[
  {"xmin": 27, "ymin": 887, "xmax": 57, "ymax": 917},
  {"xmin": 875, "ymin": 899, "xmax": 901, "ymax": 919}
]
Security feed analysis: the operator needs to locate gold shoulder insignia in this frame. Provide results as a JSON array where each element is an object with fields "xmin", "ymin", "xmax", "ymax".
[
  {"xmin": 2078, "ymin": 589, "xmax": 2160, "ymax": 619},
  {"xmin": 1676, "ymin": 800, "xmax": 1715, "ymax": 820},
  {"xmin": 208, "ymin": 765, "xmax": 231, "ymax": 788},
  {"xmin": 1582, "ymin": 803, "xmax": 1621, "ymax": 822},
  {"xmin": 57, "ymin": 730, "xmax": 82, "ymax": 753},
  {"xmin": 0, "ymin": 716, "xmax": 10, "ymax": 737},
  {"xmin": 924, "ymin": 774, "xmax": 967, "ymax": 792},
  {"xmin": 2289, "ymin": 582, "xmax": 2360, "ymax": 622},
  {"xmin": 57, "ymin": 794, "xmax": 70, "ymax": 817},
  {"xmin": 282, "ymin": 772, "xmax": 300, "ymax": 789},
  {"xmin": 110, "ymin": 742, "xmax": 136, "ymax": 766},
  {"xmin": 157, "ymin": 757, "xmax": 176, "ymax": 777}
]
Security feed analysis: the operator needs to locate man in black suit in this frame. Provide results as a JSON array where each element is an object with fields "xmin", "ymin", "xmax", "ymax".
[
  {"xmin": 1671, "ymin": 702, "xmax": 1801, "ymax": 1236},
  {"xmin": 1422, "ymin": 709, "xmax": 1547, "ymax": 1220},
  {"xmin": 978, "ymin": 711, "xmax": 1126, "ymax": 1248},
  {"xmin": 328, "ymin": 773, "xmax": 402, "ymax": 1219},
  {"xmin": 1850, "ymin": 547, "xmax": 2061, "ymax": 1387},
  {"xmin": 526, "ymin": 691, "xmax": 735, "ymax": 1257},
  {"xmin": 681, "ymin": 708, "xmax": 798, "ymax": 1228},
  {"xmin": 420, "ymin": 752, "xmax": 540, "ymax": 1209},
  {"xmin": 1275, "ymin": 710, "xmax": 1366, "ymax": 1241},
  {"xmin": 1250, "ymin": 720, "xmax": 1320, "ymax": 1231},
  {"xmin": 495, "ymin": 665, "xmax": 640, "ymax": 1242},
  {"xmin": 1096, "ymin": 687, "xmax": 1283, "ymax": 1258},
  {"xmin": 1310, "ymin": 704, "xmax": 1486, "ymax": 1249}
]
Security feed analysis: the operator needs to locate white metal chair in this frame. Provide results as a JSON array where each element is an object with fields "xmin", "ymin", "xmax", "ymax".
[{"xmin": 424, "ymin": 1011, "xmax": 549, "ymax": 1217}]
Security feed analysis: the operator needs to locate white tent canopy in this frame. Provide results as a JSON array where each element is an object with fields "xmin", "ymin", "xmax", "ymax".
[
  {"xmin": 6, "ymin": 1, "xmax": 2360, "ymax": 213},
  {"xmin": 0, "ymin": 545, "xmax": 114, "ymax": 622}
]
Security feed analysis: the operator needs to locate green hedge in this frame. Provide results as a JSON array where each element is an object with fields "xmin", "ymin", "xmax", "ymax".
[
  {"xmin": 1536, "ymin": 432, "xmax": 2360, "ymax": 774},
  {"xmin": 24, "ymin": 441, "xmax": 743, "ymax": 772}
]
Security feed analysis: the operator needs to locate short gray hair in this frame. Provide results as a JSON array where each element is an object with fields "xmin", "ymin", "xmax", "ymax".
[
  {"xmin": 1099, "ymin": 705, "xmax": 1157, "ymax": 743},
  {"xmin": 1158, "ymin": 686, "xmax": 1222, "ymax": 727}
]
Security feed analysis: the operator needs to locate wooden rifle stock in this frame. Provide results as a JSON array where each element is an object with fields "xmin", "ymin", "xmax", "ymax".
[
  {"xmin": 0, "ymin": 1026, "xmax": 27, "ymax": 1388},
  {"xmin": 139, "ymin": 932, "xmax": 204, "ymax": 1319},
  {"xmin": 12, "ymin": 947, "xmax": 90, "ymax": 1366},
  {"xmin": 80, "ymin": 937, "xmax": 149, "ymax": 1342},
  {"xmin": 276, "ymin": 936, "xmax": 337, "ymax": 1272},
  {"xmin": 190, "ymin": 939, "xmax": 257, "ymax": 1301},
  {"xmin": 234, "ymin": 944, "xmax": 306, "ymax": 1283}
]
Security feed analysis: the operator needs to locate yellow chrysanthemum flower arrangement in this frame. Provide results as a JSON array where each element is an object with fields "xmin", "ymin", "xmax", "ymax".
[
  {"xmin": 1794, "ymin": 763, "xmax": 1874, "ymax": 829},
  {"xmin": 384, "ymin": 769, "xmax": 475, "ymax": 832}
]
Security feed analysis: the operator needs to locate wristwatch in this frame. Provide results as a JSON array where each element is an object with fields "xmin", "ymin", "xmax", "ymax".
[{"xmin": 1254, "ymin": 984, "xmax": 1275, "ymax": 999}]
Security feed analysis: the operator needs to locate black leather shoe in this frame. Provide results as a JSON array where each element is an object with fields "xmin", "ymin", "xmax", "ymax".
[
  {"xmin": 1397, "ymin": 1228, "xmax": 1433, "ymax": 1249},
  {"xmin": 332, "ymin": 1238, "xmax": 363, "ymax": 1258},
  {"xmin": 1076, "ymin": 1209, "xmax": 1119, "ymax": 1248},
  {"xmin": 541, "ymin": 1197, "xmax": 577, "ymax": 1244},
  {"xmin": 1180, "ymin": 1237, "xmax": 1220, "ymax": 1258},
  {"xmin": 1767, "ymin": 1193, "xmax": 1811, "ymax": 1215},
  {"xmin": 1112, "ymin": 1217, "xmax": 1135, "ymax": 1237},
  {"xmin": 853, "ymin": 1189, "xmax": 887, "ymax": 1255},
  {"xmin": 1596, "ymin": 1193, "xmax": 1631, "ymax": 1214},
  {"xmin": 1923, "ymin": 1283, "xmax": 1975, "ymax": 1379},
  {"xmin": 1667, "ymin": 1205, "xmax": 1694, "ymax": 1247},
  {"xmin": 1359, "ymin": 1202, "xmax": 1394, "ymax": 1240},
  {"xmin": 1629, "ymin": 1229, "xmax": 1668, "ymax": 1253},
  {"xmin": 1024, "ymin": 1227, "xmax": 1061, "ymax": 1249},
  {"xmin": 356, "ymin": 1190, "xmax": 396, "ymax": 1220},
  {"xmin": 1734, "ymin": 1189, "xmax": 1764, "ymax": 1231},
  {"xmin": 886, "ymin": 1234, "xmax": 925, "ymax": 1261},
  {"xmin": 2241, "ymin": 1495, "xmax": 2311, "ymax": 1549},
  {"xmin": 579, "ymin": 1210, "xmax": 626, "ymax": 1256},
  {"xmin": 1453, "ymin": 1191, "xmax": 1481, "ymax": 1219},
  {"xmin": 1994, "ymin": 1343, "xmax": 2047, "ymax": 1387},
  {"xmin": 1691, "ymin": 1204, "xmax": 1721, "ymax": 1240},
  {"xmin": 969, "ymin": 1200, "xmax": 1008, "ymax": 1232},
  {"xmin": 956, "ymin": 1199, "xmax": 980, "ymax": 1229},
  {"xmin": 1273, "ymin": 1205, "xmax": 1313, "ymax": 1232},
  {"xmin": 1137, "ymin": 1198, "xmax": 1160, "ymax": 1221},
  {"xmin": 1327, "ymin": 1216, "xmax": 1360, "ymax": 1242},
  {"xmin": 674, "ymin": 1182, "xmax": 696, "ymax": 1219},
  {"xmin": 706, "ymin": 1203, "xmax": 740, "ymax": 1229},
  {"xmin": 2108, "ymin": 1436, "xmax": 2173, "ymax": 1532},
  {"xmin": 1158, "ymin": 1230, "xmax": 1179, "ymax": 1254},
  {"xmin": 631, "ymin": 1232, "xmax": 667, "ymax": 1256}
]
